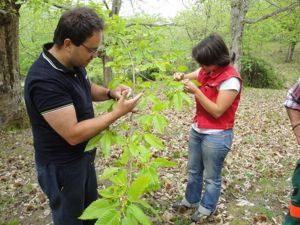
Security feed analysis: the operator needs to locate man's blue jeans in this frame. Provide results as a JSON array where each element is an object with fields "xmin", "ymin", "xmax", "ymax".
[
  {"xmin": 36, "ymin": 151, "xmax": 98, "ymax": 225},
  {"xmin": 185, "ymin": 128, "xmax": 233, "ymax": 214}
]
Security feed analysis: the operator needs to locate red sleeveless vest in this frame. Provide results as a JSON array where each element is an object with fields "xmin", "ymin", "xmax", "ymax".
[{"xmin": 194, "ymin": 64, "xmax": 242, "ymax": 129}]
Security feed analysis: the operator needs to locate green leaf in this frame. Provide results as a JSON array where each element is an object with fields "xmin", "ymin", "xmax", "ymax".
[
  {"xmin": 138, "ymin": 145, "xmax": 151, "ymax": 163},
  {"xmin": 129, "ymin": 144, "xmax": 140, "ymax": 157},
  {"xmin": 79, "ymin": 199, "xmax": 116, "ymax": 220},
  {"xmin": 95, "ymin": 100, "xmax": 115, "ymax": 112},
  {"xmin": 152, "ymin": 102, "xmax": 167, "ymax": 112},
  {"xmin": 119, "ymin": 122, "xmax": 129, "ymax": 131},
  {"xmin": 128, "ymin": 175, "xmax": 150, "ymax": 202},
  {"xmin": 177, "ymin": 65, "xmax": 188, "ymax": 72},
  {"xmin": 95, "ymin": 208, "xmax": 120, "ymax": 225},
  {"xmin": 99, "ymin": 186, "xmax": 126, "ymax": 199},
  {"xmin": 108, "ymin": 78, "xmax": 122, "ymax": 89},
  {"xmin": 114, "ymin": 135, "xmax": 126, "ymax": 146},
  {"xmin": 99, "ymin": 167, "xmax": 119, "ymax": 180},
  {"xmin": 139, "ymin": 168, "xmax": 160, "ymax": 191},
  {"xmin": 110, "ymin": 169, "xmax": 128, "ymax": 186},
  {"xmin": 151, "ymin": 158, "xmax": 177, "ymax": 168},
  {"xmin": 172, "ymin": 92, "xmax": 183, "ymax": 111},
  {"xmin": 127, "ymin": 204, "xmax": 152, "ymax": 225},
  {"xmin": 144, "ymin": 133, "xmax": 164, "ymax": 150},
  {"xmin": 148, "ymin": 94, "xmax": 160, "ymax": 104},
  {"xmin": 85, "ymin": 133, "xmax": 102, "ymax": 152},
  {"xmin": 140, "ymin": 81, "xmax": 152, "ymax": 88},
  {"xmin": 100, "ymin": 130, "xmax": 114, "ymax": 157},
  {"xmin": 136, "ymin": 97, "xmax": 148, "ymax": 110},
  {"xmin": 130, "ymin": 132, "xmax": 143, "ymax": 144},
  {"xmin": 137, "ymin": 115, "xmax": 153, "ymax": 130},
  {"xmin": 180, "ymin": 92, "xmax": 192, "ymax": 105},
  {"xmin": 191, "ymin": 79, "xmax": 202, "ymax": 87},
  {"xmin": 117, "ymin": 147, "xmax": 131, "ymax": 166},
  {"xmin": 122, "ymin": 216, "xmax": 138, "ymax": 225},
  {"xmin": 135, "ymin": 199, "xmax": 160, "ymax": 220},
  {"xmin": 152, "ymin": 115, "xmax": 168, "ymax": 134}
]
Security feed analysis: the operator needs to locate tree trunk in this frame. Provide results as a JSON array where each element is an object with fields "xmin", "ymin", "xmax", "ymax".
[
  {"xmin": 102, "ymin": 0, "xmax": 122, "ymax": 87},
  {"xmin": 109, "ymin": 0, "xmax": 122, "ymax": 17},
  {"xmin": 230, "ymin": 0, "xmax": 299, "ymax": 72},
  {"xmin": 0, "ymin": 2, "xmax": 23, "ymax": 129},
  {"xmin": 285, "ymin": 41, "xmax": 297, "ymax": 63},
  {"xmin": 230, "ymin": 0, "xmax": 249, "ymax": 73},
  {"xmin": 103, "ymin": 54, "xmax": 113, "ymax": 87}
]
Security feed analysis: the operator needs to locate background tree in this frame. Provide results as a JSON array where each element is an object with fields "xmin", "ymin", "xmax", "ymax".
[
  {"xmin": 102, "ymin": 0, "xmax": 122, "ymax": 87},
  {"xmin": 230, "ymin": 0, "xmax": 300, "ymax": 72},
  {"xmin": 0, "ymin": 0, "xmax": 23, "ymax": 129},
  {"xmin": 278, "ymin": 6, "xmax": 300, "ymax": 62}
]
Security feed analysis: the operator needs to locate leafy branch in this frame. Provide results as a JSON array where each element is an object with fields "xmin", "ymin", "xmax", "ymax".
[{"xmin": 244, "ymin": 1, "xmax": 300, "ymax": 24}]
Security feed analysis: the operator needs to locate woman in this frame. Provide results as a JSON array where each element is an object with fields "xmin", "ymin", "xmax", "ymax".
[{"xmin": 172, "ymin": 33, "xmax": 242, "ymax": 222}]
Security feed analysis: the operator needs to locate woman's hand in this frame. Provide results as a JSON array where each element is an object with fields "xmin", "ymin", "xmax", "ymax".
[
  {"xmin": 173, "ymin": 72, "xmax": 185, "ymax": 81},
  {"xmin": 182, "ymin": 79, "xmax": 198, "ymax": 94}
]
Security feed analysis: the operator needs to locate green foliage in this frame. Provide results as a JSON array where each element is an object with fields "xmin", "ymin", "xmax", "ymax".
[
  {"xmin": 82, "ymin": 73, "xmax": 191, "ymax": 224},
  {"xmin": 241, "ymin": 55, "xmax": 284, "ymax": 89},
  {"xmin": 244, "ymin": 0, "xmax": 300, "ymax": 65},
  {"xmin": 127, "ymin": 175, "xmax": 150, "ymax": 202},
  {"xmin": 138, "ymin": 67, "xmax": 159, "ymax": 81},
  {"xmin": 19, "ymin": 3, "xmax": 63, "ymax": 77},
  {"xmin": 2, "ymin": 220, "xmax": 20, "ymax": 225},
  {"xmin": 80, "ymin": 199, "xmax": 118, "ymax": 220},
  {"xmin": 14, "ymin": 1, "xmax": 300, "ymax": 224},
  {"xmin": 127, "ymin": 204, "xmax": 151, "ymax": 225}
]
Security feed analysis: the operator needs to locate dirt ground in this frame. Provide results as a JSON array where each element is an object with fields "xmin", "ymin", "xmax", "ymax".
[{"xmin": 0, "ymin": 87, "xmax": 298, "ymax": 225}]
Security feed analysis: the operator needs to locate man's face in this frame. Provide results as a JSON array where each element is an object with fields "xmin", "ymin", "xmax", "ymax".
[{"xmin": 70, "ymin": 30, "xmax": 102, "ymax": 67}]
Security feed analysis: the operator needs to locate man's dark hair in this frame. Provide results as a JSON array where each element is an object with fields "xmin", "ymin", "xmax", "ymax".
[
  {"xmin": 192, "ymin": 33, "xmax": 233, "ymax": 67},
  {"xmin": 53, "ymin": 7, "xmax": 104, "ymax": 46}
]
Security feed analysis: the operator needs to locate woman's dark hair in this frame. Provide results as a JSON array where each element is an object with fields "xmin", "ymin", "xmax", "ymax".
[
  {"xmin": 53, "ymin": 7, "xmax": 104, "ymax": 46},
  {"xmin": 192, "ymin": 33, "xmax": 234, "ymax": 67}
]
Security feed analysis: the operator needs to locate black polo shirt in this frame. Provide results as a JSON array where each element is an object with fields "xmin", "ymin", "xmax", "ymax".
[{"xmin": 24, "ymin": 43, "xmax": 95, "ymax": 166}]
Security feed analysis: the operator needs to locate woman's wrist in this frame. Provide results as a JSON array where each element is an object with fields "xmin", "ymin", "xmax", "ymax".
[{"xmin": 192, "ymin": 87, "xmax": 200, "ymax": 95}]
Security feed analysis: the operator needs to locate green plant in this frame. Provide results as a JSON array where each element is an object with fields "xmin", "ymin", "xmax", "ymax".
[
  {"xmin": 81, "ymin": 76, "xmax": 191, "ymax": 225},
  {"xmin": 241, "ymin": 55, "xmax": 284, "ymax": 89},
  {"xmin": 5, "ymin": 220, "xmax": 20, "ymax": 225}
]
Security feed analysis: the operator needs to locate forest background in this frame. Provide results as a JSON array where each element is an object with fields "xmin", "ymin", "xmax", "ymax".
[{"xmin": 0, "ymin": 0, "xmax": 300, "ymax": 224}]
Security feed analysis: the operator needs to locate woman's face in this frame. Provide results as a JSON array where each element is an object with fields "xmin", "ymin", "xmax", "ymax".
[{"xmin": 201, "ymin": 64, "xmax": 219, "ymax": 74}]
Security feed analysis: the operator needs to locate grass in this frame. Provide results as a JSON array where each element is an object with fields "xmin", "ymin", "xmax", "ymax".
[
  {"xmin": 224, "ymin": 157, "xmax": 293, "ymax": 224},
  {"xmin": 0, "ymin": 220, "xmax": 20, "ymax": 225},
  {"xmin": 0, "ymin": 196, "xmax": 18, "ymax": 225},
  {"xmin": 173, "ymin": 216, "xmax": 191, "ymax": 225},
  {"xmin": 251, "ymin": 41, "xmax": 300, "ymax": 85}
]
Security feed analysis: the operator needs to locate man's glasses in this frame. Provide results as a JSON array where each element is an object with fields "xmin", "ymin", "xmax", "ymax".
[{"xmin": 81, "ymin": 43, "xmax": 101, "ymax": 54}]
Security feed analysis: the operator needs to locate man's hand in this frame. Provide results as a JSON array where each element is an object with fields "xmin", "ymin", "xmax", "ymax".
[
  {"xmin": 173, "ymin": 72, "xmax": 185, "ymax": 81},
  {"xmin": 182, "ymin": 79, "xmax": 198, "ymax": 94},
  {"xmin": 111, "ymin": 85, "xmax": 131, "ymax": 100},
  {"xmin": 113, "ymin": 90, "xmax": 143, "ymax": 117}
]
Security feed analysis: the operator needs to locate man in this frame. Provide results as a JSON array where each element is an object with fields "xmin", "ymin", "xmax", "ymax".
[
  {"xmin": 283, "ymin": 78, "xmax": 300, "ymax": 224},
  {"xmin": 24, "ymin": 7, "xmax": 142, "ymax": 225}
]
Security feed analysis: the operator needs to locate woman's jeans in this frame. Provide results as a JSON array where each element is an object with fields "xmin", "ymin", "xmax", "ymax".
[
  {"xmin": 36, "ymin": 151, "xmax": 98, "ymax": 225},
  {"xmin": 185, "ymin": 128, "xmax": 233, "ymax": 214}
]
